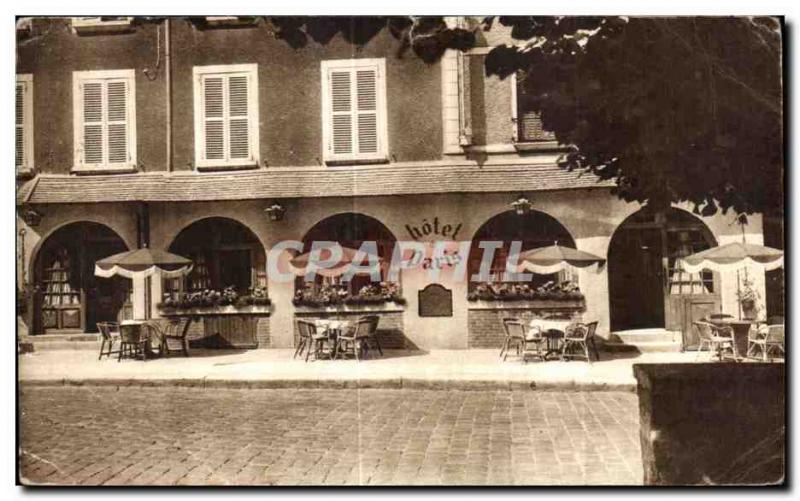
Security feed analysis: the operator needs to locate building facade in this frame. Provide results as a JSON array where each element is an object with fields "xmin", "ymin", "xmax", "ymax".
[{"xmin": 16, "ymin": 17, "xmax": 770, "ymax": 350}]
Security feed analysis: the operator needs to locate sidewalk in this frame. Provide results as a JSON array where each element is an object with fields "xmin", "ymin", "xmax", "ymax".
[{"xmin": 19, "ymin": 348, "xmax": 700, "ymax": 391}]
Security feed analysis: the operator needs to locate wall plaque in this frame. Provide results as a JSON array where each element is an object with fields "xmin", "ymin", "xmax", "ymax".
[{"xmin": 418, "ymin": 284, "xmax": 453, "ymax": 317}]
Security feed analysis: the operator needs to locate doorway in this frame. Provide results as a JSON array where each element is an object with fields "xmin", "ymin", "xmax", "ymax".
[
  {"xmin": 608, "ymin": 208, "xmax": 719, "ymax": 334},
  {"xmin": 33, "ymin": 222, "xmax": 130, "ymax": 334}
]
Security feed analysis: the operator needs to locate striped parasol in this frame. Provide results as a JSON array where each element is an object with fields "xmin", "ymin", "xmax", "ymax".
[{"xmin": 95, "ymin": 247, "xmax": 193, "ymax": 279}]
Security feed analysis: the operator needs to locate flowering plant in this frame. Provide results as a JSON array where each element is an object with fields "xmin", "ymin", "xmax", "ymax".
[
  {"xmin": 293, "ymin": 282, "xmax": 405, "ymax": 307},
  {"xmin": 158, "ymin": 285, "xmax": 271, "ymax": 310},
  {"xmin": 467, "ymin": 280, "xmax": 584, "ymax": 302},
  {"xmin": 736, "ymin": 275, "xmax": 760, "ymax": 319}
]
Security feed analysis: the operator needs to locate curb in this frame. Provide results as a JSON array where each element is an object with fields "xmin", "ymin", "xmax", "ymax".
[{"xmin": 19, "ymin": 377, "xmax": 636, "ymax": 392}]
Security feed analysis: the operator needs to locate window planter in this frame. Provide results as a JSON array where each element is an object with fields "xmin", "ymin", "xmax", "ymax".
[
  {"xmin": 467, "ymin": 298, "xmax": 586, "ymax": 311},
  {"xmin": 293, "ymin": 301, "xmax": 406, "ymax": 314},
  {"xmin": 158, "ymin": 304, "xmax": 272, "ymax": 316}
]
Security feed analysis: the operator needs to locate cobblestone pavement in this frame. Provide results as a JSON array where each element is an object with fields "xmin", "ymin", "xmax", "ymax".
[{"xmin": 19, "ymin": 386, "xmax": 643, "ymax": 486}]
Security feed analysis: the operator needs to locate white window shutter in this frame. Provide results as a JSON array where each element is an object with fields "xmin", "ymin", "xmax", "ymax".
[
  {"xmin": 82, "ymin": 81, "xmax": 104, "ymax": 165},
  {"xmin": 227, "ymin": 75, "xmax": 250, "ymax": 160},
  {"xmin": 15, "ymin": 83, "xmax": 24, "ymax": 169},
  {"xmin": 106, "ymin": 80, "xmax": 129, "ymax": 163},
  {"xmin": 203, "ymin": 76, "xmax": 225, "ymax": 160},
  {"xmin": 329, "ymin": 70, "xmax": 353, "ymax": 155},
  {"xmin": 355, "ymin": 68, "xmax": 378, "ymax": 154}
]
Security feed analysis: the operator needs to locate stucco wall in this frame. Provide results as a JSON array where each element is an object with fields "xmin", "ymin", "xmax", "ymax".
[
  {"xmin": 169, "ymin": 20, "xmax": 443, "ymax": 169},
  {"xmin": 18, "ymin": 190, "xmax": 768, "ymax": 349},
  {"xmin": 17, "ymin": 18, "xmax": 443, "ymax": 175},
  {"xmin": 16, "ymin": 19, "xmax": 167, "ymax": 175}
]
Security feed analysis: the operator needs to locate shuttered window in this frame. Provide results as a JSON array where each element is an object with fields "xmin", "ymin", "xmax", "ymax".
[
  {"xmin": 16, "ymin": 74, "xmax": 33, "ymax": 174},
  {"xmin": 193, "ymin": 64, "xmax": 259, "ymax": 169},
  {"xmin": 72, "ymin": 70, "xmax": 136, "ymax": 171},
  {"xmin": 322, "ymin": 59, "xmax": 387, "ymax": 163}
]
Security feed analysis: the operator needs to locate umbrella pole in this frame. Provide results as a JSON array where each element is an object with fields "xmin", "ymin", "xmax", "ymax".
[{"xmin": 737, "ymin": 269, "xmax": 742, "ymax": 321}]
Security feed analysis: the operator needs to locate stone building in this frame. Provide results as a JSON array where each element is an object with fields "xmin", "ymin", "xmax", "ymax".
[{"xmin": 15, "ymin": 17, "xmax": 771, "ymax": 351}]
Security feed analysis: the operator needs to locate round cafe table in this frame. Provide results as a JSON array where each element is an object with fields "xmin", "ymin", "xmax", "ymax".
[
  {"xmin": 529, "ymin": 319, "xmax": 573, "ymax": 360},
  {"xmin": 707, "ymin": 318, "xmax": 754, "ymax": 361}
]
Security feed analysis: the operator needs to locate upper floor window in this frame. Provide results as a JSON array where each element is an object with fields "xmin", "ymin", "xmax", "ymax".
[
  {"xmin": 193, "ymin": 64, "xmax": 260, "ymax": 170},
  {"xmin": 16, "ymin": 74, "xmax": 34, "ymax": 175},
  {"xmin": 71, "ymin": 17, "xmax": 133, "ymax": 34},
  {"xmin": 72, "ymin": 69, "xmax": 137, "ymax": 172},
  {"xmin": 321, "ymin": 58, "xmax": 388, "ymax": 164},
  {"xmin": 513, "ymin": 72, "xmax": 556, "ymax": 143}
]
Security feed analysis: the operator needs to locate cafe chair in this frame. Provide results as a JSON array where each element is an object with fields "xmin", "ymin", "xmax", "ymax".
[
  {"xmin": 336, "ymin": 317, "xmax": 374, "ymax": 361},
  {"xmin": 500, "ymin": 318, "xmax": 526, "ymax": 361},
  {"xmin": 561, "ymin": 321, "xmax": 598, "ymax": 363},
  {"xmin": 157, "ymin": 317, "xmax": 192, "ymax": 357},
  {"xmin": 748, "ymin": 323, "xmax": 785, "ymax": 362},
  {"xmin": 693, "ymin": 320, "xmax": 735, "ymax": 362},
  {"xmin": 358, "ymin": 315, "xmax": 383, "ymax": 358},
  {"xmin": 118, "ymin": 323, "xmax": 150, "ymax": 362},
  {"xmin": 97, "ymin": 321, "xmax": 121, "ymax": 360},
  {"xmin": 522, "ymin": 325, "xmax": 546, "ymax": 362},
  {"xmin": 295, "ymin": 319, "xmax": 328, "ymax": 362}
]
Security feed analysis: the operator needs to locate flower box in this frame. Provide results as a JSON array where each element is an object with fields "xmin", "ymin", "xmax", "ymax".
[
  {"xmin": 293, "ymin": 301, "xmax": 406, "ymax": 315},
  {"xmin": 467, "ymin": 298, "xmax": 586, "ymax": 311},
  {"xmin": 158, "ymin": 304, "xmax": 272, "ymax": 316}
]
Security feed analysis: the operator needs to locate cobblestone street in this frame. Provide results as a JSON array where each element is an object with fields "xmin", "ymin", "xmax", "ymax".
[{"xmin": 19, "ymin": 386, "xmax": 643, "ymax": 486}]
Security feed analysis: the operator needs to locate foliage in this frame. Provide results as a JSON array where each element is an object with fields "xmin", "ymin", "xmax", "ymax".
[
  {"xmin": 158, "ymin": 286, "xmax": 271, "ymax": 310},
  {"xmin": 293, "ymin": 282, "xmax": 405, "ymax": 307},
  {"xmin": 263, "ymin": 16, "xmax": 782, "ymax": 216},
  {"xmin": 467, "ymin": 280, "xmax": 584, "ymax": 302},
  {"xmin": 737, "ymin": 274, "xmax": 761, "ymax": 311}
]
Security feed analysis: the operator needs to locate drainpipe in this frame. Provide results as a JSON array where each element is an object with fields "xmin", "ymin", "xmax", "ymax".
[{"xmin": 165, "ymin": 17, "xmax": 172, "ymax": 173}]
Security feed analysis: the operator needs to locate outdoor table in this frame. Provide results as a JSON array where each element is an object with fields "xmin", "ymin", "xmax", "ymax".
[
  {"xmin": 708, "ymin": 318, "xmax": 754, "ymax": 361},
  {"xmin": 119, "ymin": 319, "xmax": 159, "ymax": 360},
  {"xmin": 529, "ymin": 319, "xmax": 573, "ymax": 360},
  {"xmin": 313, "ymin": 319, "xmax": 351, "ymax": 359}
]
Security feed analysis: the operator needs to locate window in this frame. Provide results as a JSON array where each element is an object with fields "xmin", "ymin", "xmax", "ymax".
[
  {"xmin": 72, "ymin": 70, "xmax": 136, "ymax": 172},
  {"xmin": 16, "ymin": 74, "xmax": 33, "ymax": 174},
  {"xmin": 321, "ymin": 58, "xmax": 388, "ymax": 163},
  {"xmin": 512, "ymin": 72, "xmax": 555, "ymax": 143},
  {"xmin": 193, "ymin": 64, "xmax": 260, "ymax": 169}
]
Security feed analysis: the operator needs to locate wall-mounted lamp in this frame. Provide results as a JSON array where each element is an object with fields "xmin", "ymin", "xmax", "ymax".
[
  {"xmin": 510, "ymin": 194, "xmax": 532, "ymax": 216},
  {"xmin": 264, "ymin": 202, "xmax": 286, "ymax": 222},
  {"xmin": 21, "ymin": 208, "xmax": 43, "ymax": 227}
]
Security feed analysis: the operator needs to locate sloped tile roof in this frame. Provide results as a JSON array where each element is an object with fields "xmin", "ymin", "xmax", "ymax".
[{"xmin": 17, "ymin": 162, "xmax": 614, "ymax": 205}]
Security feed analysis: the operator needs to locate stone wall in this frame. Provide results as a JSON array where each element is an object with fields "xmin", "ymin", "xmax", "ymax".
[{"xmin": 634, "ymin": 363, "xmax": 785, "ymax": 486}]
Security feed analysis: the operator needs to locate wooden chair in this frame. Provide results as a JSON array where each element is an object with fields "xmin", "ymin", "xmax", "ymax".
[
  {"xmin": 500, "ymin": 318, "xmax": 526, "ymax": 361},
  {"xmin": 359, "ymin": 315, "xmax": 383, "ymax": 358},
  {"xmin": 748, "ymin": 324, "xmax": 785, "ymax": 362},
  {"xmin": 118, "ymin": 323, "xmax": 150, "ymax": 362},
  {"xmin": 561, "ymin": 321, "xmax": 598, "ymax": 363},
  {"xmin": 157, "ymin": 317, "xmax": 192, "ymax": 357},
  {"xmin": 335, "ymin": 317, "xmax": 374, "ymax": 361},
  {"xmin": 97, "ymin": 321, "xmax": 121, "ymax": 360},
  {"xmin": 295, "ymin": 319, "xmax": 329, "ymax": 362},
  {"xmin": 694, "ymin": 321, "xmax": 735, "ymax": 361}
]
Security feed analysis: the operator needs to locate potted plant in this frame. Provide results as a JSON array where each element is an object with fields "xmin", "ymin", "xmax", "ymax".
[{"xmin": 737, "ymin": 275, "xmax": 761, "ymax": 320}]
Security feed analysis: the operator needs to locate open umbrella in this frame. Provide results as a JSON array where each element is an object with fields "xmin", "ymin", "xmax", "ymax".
[
  {"xmin": 678, "ymin": 241, "xmax": 783, "ymax": 321},
  {"xmin": 512, "ymin": 244, "xmax": 606, "ymax": 275},
  {"xmin": 95, "ymin": 247, "xmax": 193, "ymax": 279},
  {"xmin": 678, "ymin": 242, "xmax": 784, "ymax": 274},
  {"xmin": 289, "ymin": 245, "xmax": 383, "ymax": 278}
]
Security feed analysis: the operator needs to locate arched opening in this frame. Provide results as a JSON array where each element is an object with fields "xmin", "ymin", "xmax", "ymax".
[
  {"xmin": 32, "ymin": 222, "xmax": 129, "ymax": 334},
  {"xmin": 167, "ymin": 217, "xmax": 266, "ymax": 295},
  {"xmin": 297, "ymin": 213, "xmax": 397, "ymax": 297},
  {"xmin": 608, "ymin": 207, "xmax": 719, "ymax": 333},
  {"xmin": 468, "ymin": 209, "xmax": 576, "ymax": 291}
]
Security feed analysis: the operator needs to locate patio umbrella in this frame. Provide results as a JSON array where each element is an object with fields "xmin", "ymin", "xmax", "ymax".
[
  {"xmin": 678, "ymin": 241, "xmax": 783, "ymax": 321},
  {"xmin": 512, "ymin": 244, "xmax": 606, "ymax": 275},
  {"xmin": 678, "ymin": 242, "xmax": 784, "ymax": 274},
  {"xmin": 95, "ymin": 247, "xmax": 193, "ymax": 279},
  {"xmin": 289, "ymin": 245, "xmax": 384, "ymax": 278}
]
